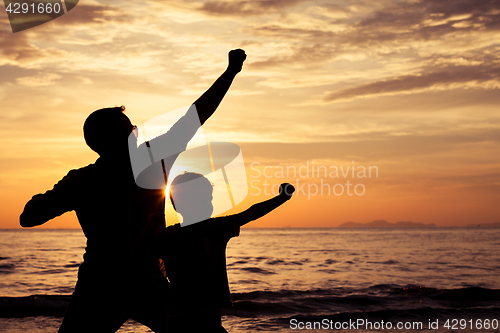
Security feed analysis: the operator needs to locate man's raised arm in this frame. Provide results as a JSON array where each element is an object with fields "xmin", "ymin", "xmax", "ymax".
[
  {"xmin": 129, "ymin": 50, "xmax": 246, "ymax": 189},
  {"xmin": 194, "ymin": 49, "xmax": 246, "ymax": 125}
]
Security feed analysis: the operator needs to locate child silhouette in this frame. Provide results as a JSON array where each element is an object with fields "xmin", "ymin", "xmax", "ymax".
[{"xmin": 149, "ymin": 172, "xmax": 295, "ymax": 333}]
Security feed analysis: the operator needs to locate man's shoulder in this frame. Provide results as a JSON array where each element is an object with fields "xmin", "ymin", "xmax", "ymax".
[
  {"xmin": 65, "ymin": 163, "xmax": 95, "ymax": 177},
  {"xmin": 54, "ymin": 163, "xmax": 95, "ymax": 188}
]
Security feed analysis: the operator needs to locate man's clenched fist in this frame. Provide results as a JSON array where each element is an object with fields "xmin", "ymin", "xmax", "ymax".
[{"xmin": 227, "ymin": 49, "xmax": 247, "ymax": 74}]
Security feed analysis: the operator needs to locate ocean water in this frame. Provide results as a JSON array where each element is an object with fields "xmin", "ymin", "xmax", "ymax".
[{"xmin": 1, "ymin": 228, "xmax": 500, "ymax": 332}]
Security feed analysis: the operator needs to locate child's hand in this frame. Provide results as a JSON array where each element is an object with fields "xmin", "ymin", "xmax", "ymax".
[
  {"xmin": 279, "ymin": 183, "xmax": 295, "ymax": 199},
  {"xmin": 227, "ymin": 49, "xmax": 247, "ymax": 74}
]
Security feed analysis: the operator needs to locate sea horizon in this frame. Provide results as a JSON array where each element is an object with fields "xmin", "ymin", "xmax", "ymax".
[{"xmin": 2, "ymin": 225, "xmax": 500, "ymax": 230}]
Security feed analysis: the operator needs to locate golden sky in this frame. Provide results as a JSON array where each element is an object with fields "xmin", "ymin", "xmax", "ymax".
[{"xmin": 1, "ymin": 0, "xmax": 499, "ymax": 228}]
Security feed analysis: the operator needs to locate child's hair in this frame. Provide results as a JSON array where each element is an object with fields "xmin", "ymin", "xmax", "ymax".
[{"xmin": 169, "ymin": 172, "xmax": 213, "ymax": 212}]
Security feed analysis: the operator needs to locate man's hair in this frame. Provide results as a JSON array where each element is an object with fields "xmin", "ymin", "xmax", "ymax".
[
  {"xmin": 83, "ymin": 105, "xmax": 130, "ymax": 155},
  {"xmin": 169, "ymin": 172, "xmax": 213, "ymax": 212}
]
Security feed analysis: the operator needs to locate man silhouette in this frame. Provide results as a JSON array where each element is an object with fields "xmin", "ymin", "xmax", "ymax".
[{"xmin": 19, "ymin": 49, "xmax": 246, "ymax": 332}]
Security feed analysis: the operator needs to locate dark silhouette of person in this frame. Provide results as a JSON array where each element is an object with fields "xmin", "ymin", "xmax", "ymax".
[
  {"xmin": 142, "ymin": 172, "xmax": 295, "ymax": 333},
  {"xmin": 19, "ymin": 49, "xmax": 247, "ymax": 333}
]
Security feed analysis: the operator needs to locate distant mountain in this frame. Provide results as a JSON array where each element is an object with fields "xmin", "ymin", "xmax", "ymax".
[{"xmin": 338, "ymin": 220, "xmax": 436, "ymax": 228}]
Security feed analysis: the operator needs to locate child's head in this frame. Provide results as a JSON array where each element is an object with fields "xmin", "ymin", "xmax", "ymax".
[{"xmin": 169, "ymin": 172, "xmax": 214, "ymax": 223}]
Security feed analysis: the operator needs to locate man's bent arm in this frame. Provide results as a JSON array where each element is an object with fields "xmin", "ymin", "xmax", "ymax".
[
  {"xmin": 20, "ymin": 171, "xmax": 79, "ymax": 227},
  {"xmin": 20, "ymin": 193, "xmax": 70, "ymax": 227},
  {"xmin": 20, "ymin": 194, "xmax": 48, "ymax": 227},
  {"xmin": 194, "ymin": 49, "xmax": 246, "ymax": 125}
]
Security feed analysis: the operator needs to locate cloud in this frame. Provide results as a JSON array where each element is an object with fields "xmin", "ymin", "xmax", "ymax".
[
  {"xmin": 349, "ymin": 0, "xmax": 500, "ymax": 45},
  {"xmin": 0, "ymin": 25, "xmax": 43, "ymax": 63},
  {"xmin": 238, "ymin": 126, "xmax": 500, "ymax": 164},
  {"xmin": 16, "ymin": 73, "xmax": 62, "ymax": 87},
  {"xmin": 250, "ymin": 43, "xmax": 335, "ymax": 69},
  {"xmin": 146, "ymin": 0, "xmax": 308, "ymax": 17},
  {"xmin": 199, "ymin": 0, "xmax": 306, "ymax": 16},
  {"xmin": 246, "ymin": 0, "xmax": 500, "ymax": 71},
  {"xmin": 0, "ymin": 3, "xmax": 132, "ymax": 66},
  {"xmin": 322, "ymin": 64, "xmax": 500, "ymax": 103},
  {"xmin": 52, "ymin": 4, "xmax": 134, "ymax": 26},
  {"xmin": 245, "ymin": 0, "xmax": 500, "ymax": 103}
]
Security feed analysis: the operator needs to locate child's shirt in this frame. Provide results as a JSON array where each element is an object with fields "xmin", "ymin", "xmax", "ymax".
[{"xmin": 156, "ymin": 216, "xmax": 240, "ymax": 315}]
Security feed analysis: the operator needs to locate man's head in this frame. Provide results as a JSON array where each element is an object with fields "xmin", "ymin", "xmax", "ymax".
[
  {"xmin": 169, "ymin": 172, "xmax": 214, "ymax": 223},
  {"xmin": 83, "ymin": 105, "xmax": 134, "ymax": 157}
]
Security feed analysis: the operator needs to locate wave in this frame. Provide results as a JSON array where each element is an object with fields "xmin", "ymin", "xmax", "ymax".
[
  {"xmin": 1, "ymin": 286, "xmax": 499, "ymax": 318},
  {"xmin": 226, "ymin": 285, "xmax": 500, "ymax": 318},
  {"xmin": 265, "ymin": 306, "xmax": 500, "ymax": 330},
  {"xmin": 0, "ymin": 263, "xmax": 15, "ymax": 274},
  {"xmin": 63, "ymin": 263, "xmax": 81, "ymax": 268},
  {"xmin": 238, "ymin": 267, "xmax": 276, "ymax": 275},
  {"xmin": 0, "ymin": 295, "xmax": 70, "ymax": 317}
]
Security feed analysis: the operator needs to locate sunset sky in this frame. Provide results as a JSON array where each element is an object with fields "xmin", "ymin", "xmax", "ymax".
[{"xmin": 1, "ymin": 0, "xmax": 499, "ymax": 228}]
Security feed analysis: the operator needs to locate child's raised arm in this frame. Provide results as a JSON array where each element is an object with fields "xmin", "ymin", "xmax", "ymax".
[{"xmin": 234, "ymin": 183, "xmax": 295, "ymax": 227}]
